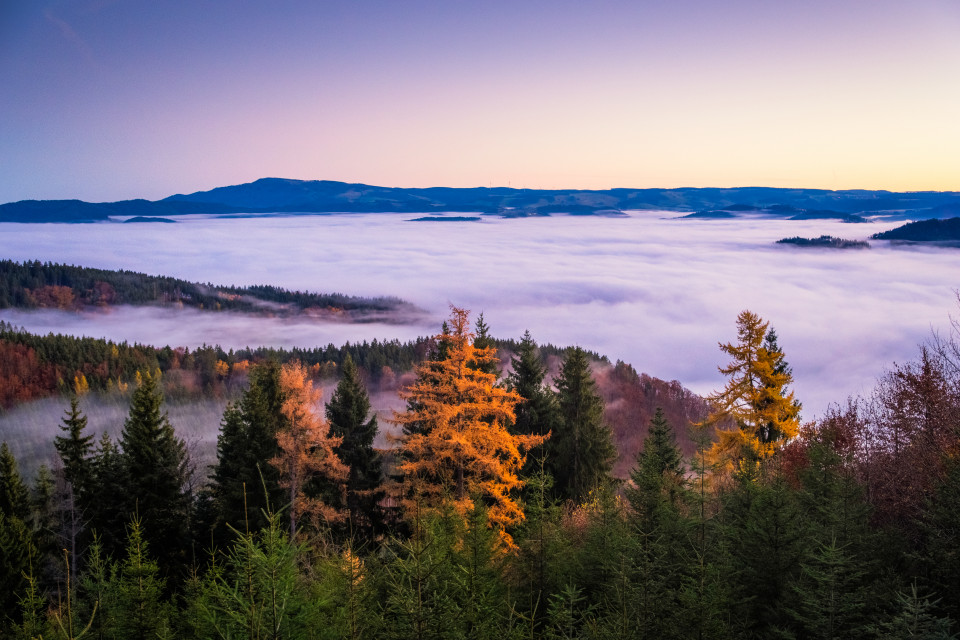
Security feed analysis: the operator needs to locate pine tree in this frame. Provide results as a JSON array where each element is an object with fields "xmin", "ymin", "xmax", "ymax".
[
  {"xmin": 393, "ymin": 307, "xmax": 546, "ymax": 549},
  {"xmin": 325, "ymin": 354, "xmax": 385, "ymax": 543},
  {"xmin": 118, "ymin": 370, "xmax": 190, "ymax": 580},
  {"xmin": 548, "ymin": 347, "xmax": 615, "ymax": 503}
]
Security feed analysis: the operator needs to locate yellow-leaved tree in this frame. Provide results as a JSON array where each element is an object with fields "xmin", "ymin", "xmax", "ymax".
[
  {"xmin": 702, "ymin": 310, "xmax": 801, "ymax": 476},
  {"xmin": 393, "ymin": 307, "xmax": 546, "ymax": 550},
  {"xmin": 270, "ymin": 361, "xmax": 349, "ymax": 539}
]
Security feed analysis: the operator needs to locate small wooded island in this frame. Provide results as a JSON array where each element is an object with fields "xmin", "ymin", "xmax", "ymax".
[{"xmin": 776, "ymin": 235, "xmax": 870, "ymax": 249}]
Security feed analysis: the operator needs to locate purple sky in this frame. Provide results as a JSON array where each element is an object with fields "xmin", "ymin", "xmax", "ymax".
[{"xmin": 2, "ymin": 0, "xmax": 959, "ymax": 203}]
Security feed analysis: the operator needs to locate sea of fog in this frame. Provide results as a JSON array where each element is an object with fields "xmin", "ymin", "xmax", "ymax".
[{"xmin": 2, "ymin": 211, "xmax": 958, "ymax": 420}]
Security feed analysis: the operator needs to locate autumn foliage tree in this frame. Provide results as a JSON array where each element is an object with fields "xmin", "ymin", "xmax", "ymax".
[
  {"xmin": 393, "ymin": 307, "xmax": 546, "ymax": 549},
  {"xmin": 270, "ymin": 361, "xmax": 348, "ymax": 539},
  {"xmin": 702, "ymin": 310, "xmax": 801, "ymax": 475}
]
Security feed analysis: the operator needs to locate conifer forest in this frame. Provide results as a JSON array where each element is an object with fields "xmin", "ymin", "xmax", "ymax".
[{"xmin": 2, "ymin": 303, "xmax": 960, "ymax": 640}]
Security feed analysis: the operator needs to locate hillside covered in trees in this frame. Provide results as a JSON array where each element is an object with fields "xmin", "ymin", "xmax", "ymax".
[
  {"xmin": 2, "ymin": 305, "xmax": 960, "ymax": 638},
  {"xmin": 0, "ymin": 259, "xmax": 420, "ymax": 320}
]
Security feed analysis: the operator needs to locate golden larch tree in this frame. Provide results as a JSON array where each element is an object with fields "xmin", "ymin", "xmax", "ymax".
[
  {"xmin": 270, "ymin": 361, "xmax": 349, "ymax": 539},
  {"xmin": 393, "ymin": 307, "xmax": 546, "ymax": 549},
  {"xmin": 702, "ymin": 310, "xmax": 801, "ymax": 475}
]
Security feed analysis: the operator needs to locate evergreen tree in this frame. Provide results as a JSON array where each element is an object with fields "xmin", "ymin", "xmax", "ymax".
[
  {"xmin": 87, "ymin": 433, "xmax": 129, "ymax": 559},
  {"xmin": 868, "ymin": 583, "xmax": 957, "ymax": 640},
  {"xmin": 109, "ymin": 518, "xmax": 172, "ymax": 640},
  {"xmin": 0, "ymin": 441, "xmax": 30, "ymax": 521},
  {"xmin": 325, "ymin": 354, "xmax": 386, "ymax": 543},
  {"xmin": 118, "ymin": 370, "xmax": 190, "ymax": 580},
  {"xmin": 470, "ymin": 312, "xmax": 500, "ymax": 377},
  {"xmin": 507, "ymin": 330, "xmax": 560, "ymax": 440},
  {"xmin": 55, "ymin": 395, "xmax": 94, "ymax": 501},
  {"xmin": 211, "ymin": 361, "xmax": 286, "ymax": 538},
  {"xmin": 0, "ymin": 511, "xmax": 38, "ymax": 630},
  {"xmin": 626, "ymin": 407, "xmax": 686, "ymax": 526},
  {"xmin": 549, "ymin": 347, "xmax": 615, "ymax": 503}
]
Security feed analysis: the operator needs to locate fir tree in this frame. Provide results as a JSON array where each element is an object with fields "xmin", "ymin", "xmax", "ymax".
[
  {"xmin": 109, "ymin": 518, "xmax": 172, "ymax": 640},
  {"xmin": 325, "ymin": 354, "xmax": 386, "ymax": 543},
  {"xmin": 0, "ymin": 441, "xmax": 30, "ymax": 521},
  {"xmin": 211, "ymin": 361, "xmax": 286, "ymax": 538},
  {"xmin": 626, "ymin": 407, "xmax": 686, "ymax": 526},
  {"xmin": 118, "ymin": 370, "xmax": 190, "ymax": 580},
  {"xmin": 549, "ymin": 347, "xmax": 615, "ymax": 503},
  {"xmin": 87, "ymin": 433, "xmax": 129, "ymax": 559},
  {"xmin": 470, "ymin": 312, "xmax": 500, "ymax": 377},
  {"xmin": 507, "ymin": 330, "xmax": 560, "ymax": 440},
  {"xmin": 54, "ymin": 395, "xmax": 94, "ymax": 500}
]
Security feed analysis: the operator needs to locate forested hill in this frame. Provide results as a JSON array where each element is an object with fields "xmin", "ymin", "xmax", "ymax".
[
  {"xmin": 0, "ymin": 259, "xmax": 420, "ymax": 320},
  {"xmin": 872, "ymin": 216, "xmax": 960, "ymax": 242},
  {"xmin": 4, "ymin": 177, "xmax": 960, "ymax": 221}
]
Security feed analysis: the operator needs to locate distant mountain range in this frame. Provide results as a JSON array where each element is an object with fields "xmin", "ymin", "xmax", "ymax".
[{"xmin": 3, "ymin": 178, "xmax": 960, "ymax": 223}]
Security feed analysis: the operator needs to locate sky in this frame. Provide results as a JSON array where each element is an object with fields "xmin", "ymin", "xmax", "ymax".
[{"xmin": 2, "ymin": 0, "xmax": 959, "ymax": 204}]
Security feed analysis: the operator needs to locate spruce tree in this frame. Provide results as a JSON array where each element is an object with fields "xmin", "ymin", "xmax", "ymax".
[
  {"xmin": 87, "ymin": 433, "xmax": 129, "ymax": 558},
  {"xmin": 326, "ymin": 354, "xmax": 385, "ymax": 543},
  {"xmin": 210, "ymin": 361, "xmax": 285, "ymax": 539},
  {"xmin": 626, "ymin": 407, "xmax": 686, "ymax": 525},
  {"xmin": 507, "ymin": 331, "xmax": 560, "ymax": 440},
  {"xmin": 470, "ymin": 312, "xmax": 500, "ymax": 377},
  {"xmin": 549, "ymin": 347, "xmax": 615, "ymax": 503},
  {"xmin": 54, "ymin": 396, "xmax": 94, "ymax": 501},
  {"xmin": 0, "ymin": 441, "xmax": 30, "ymax": 521},
  {"xmin": 118, "ymin": 370, "xmax": 190, "ymax": 580}
]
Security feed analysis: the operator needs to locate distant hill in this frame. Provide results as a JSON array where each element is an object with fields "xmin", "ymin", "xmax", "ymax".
[
  {"xmin": 872, "ymin": 217, "xmax": 960, "ymax": 242},
  {"xmin": 776, "ymin": 235, "xmax": 870, "ymax": 249},
  {"xmin": 4, "ymin": 178, "xmax": 960, "ymax": 222},
  {"xmin": 0, "ymin": 259, "xmax": 422, "ymax": 320}
]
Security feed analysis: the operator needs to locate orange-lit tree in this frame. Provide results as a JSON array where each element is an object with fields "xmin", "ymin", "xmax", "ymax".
[
  {"xmin": 270, "ymin": 361, "xmax": 349, "ymax": 539},
  {"xmin": 703, "ymin": 310, "xmax": 801, "ymax": 476},
  {"xmin": 393, "ymin": 307, "xmax": 546, "ymax": 549}
]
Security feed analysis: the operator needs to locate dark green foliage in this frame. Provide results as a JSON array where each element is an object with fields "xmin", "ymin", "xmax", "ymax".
[
  {"xmin": 868, "ymin": 584, "xmax": 957, "ymax": 639},
  {"xmin": 55, "ymin": 396, "xmax": 95, "ymax": 500},
  {"xmin": 86, "ymin": 433, "xmax": 129, "ymax": 559},
  {"xmin": 625, "ymin": 408, "xmax": 686, "ymax": 525},
  {"xmin": 787, "ymin": 538, "xmax": 871, "ymax": 639},
  {"xmin": 548, "ymin": 347, "xmax": 616, "ymax": 503},
  {"xmin": 326, "ymin": 355, "xmax": 386, "ymax": 543},
  {"xmin": 210, "ymin": 361, "xmax": 285, "ymax": 540},
  {"xmin": 108, "ymin": 518, "xmax": 173, "ymax": 640},
  {"xmin": 720, "ymin": 474, "xmax": 808, "ymax": 636},
  {"xmin": 507, "ymin": 331, "xmax": 560, "ymax": 440},
  {"xmin": 195, "ymin": 513, "xmax": 314, "ymax": 640},
  {"xmin": 0, "ymin": 258, "xmax": 412, "ymax": 315},
  {"xmin": 0, "ymin": 441, "xmax": 31, "ymax": 520},
  {"xmin": 118, "ymin": 371, "xmax": 190, "ymax": 580},
  {"xmin": 0, "ymin": 510, "xmax": 38, "ymax": 629}
]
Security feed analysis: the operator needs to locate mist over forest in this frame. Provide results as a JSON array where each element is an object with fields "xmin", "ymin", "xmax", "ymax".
[{"xmin": 1, "ymin": 211, "xmax": 958, "ymax": 419}]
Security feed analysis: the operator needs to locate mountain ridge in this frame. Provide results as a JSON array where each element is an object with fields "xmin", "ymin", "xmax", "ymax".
[{"xmin": 4, "ymin": 177, "xmax": 960, "ymax": 222}]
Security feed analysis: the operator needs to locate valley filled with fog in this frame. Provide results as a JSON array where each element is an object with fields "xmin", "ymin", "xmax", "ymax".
[{"xmin": 2, "ymin": 211, "xmax": 958, "ymax": 420}]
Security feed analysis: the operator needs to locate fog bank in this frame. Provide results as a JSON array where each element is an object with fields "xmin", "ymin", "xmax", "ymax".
[{"xmin": 1, "ymin": 212, "xmax": 957, "ymax": 419}]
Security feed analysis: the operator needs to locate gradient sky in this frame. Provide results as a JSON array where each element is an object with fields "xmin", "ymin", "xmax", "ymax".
[{"xmin": 2, "ymin": 0, "xmax": 959, "ymax": 203}]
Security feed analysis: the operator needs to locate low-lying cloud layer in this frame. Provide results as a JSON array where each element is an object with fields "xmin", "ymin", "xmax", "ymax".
[{"xmin": 2, "ymin": 212, "xmax": 958, "ymax": 419}]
